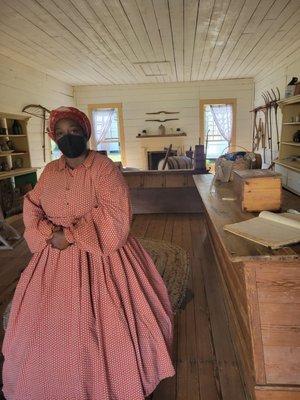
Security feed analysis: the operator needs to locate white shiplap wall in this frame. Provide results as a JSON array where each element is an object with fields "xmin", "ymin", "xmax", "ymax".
[
  {"xmin": 75, "ymin": 79, "xmax": 254, "ymax": 168},
  {"xmin": 0, "ymin": 56, "xmax": 74, "ymax": 173},
  {"xmin": 254, "ymin": 57, "xmax": 300, "ymax": 165}
]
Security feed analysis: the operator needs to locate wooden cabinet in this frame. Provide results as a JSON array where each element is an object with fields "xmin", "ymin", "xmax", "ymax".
[
  {"xmin": 0, "ymin": 112, "xmax": 37, "ymax": 219},
  {"xmin": 193, "ymin": 174, "xmax": 300, "ymax": 400},
  {"xmin": 275, "ymin": 94, "xmax": 300, "ymax": 195}
]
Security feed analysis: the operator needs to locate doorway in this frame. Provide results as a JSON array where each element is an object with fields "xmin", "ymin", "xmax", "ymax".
[{"xmin": 88, "ymin": 103, "xmax": 126, "ymax": 165}]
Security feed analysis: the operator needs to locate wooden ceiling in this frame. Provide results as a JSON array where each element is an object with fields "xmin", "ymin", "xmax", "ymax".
[{"xmin": 0, "ymin": 0, "xmax": 299, "ymax": 85}]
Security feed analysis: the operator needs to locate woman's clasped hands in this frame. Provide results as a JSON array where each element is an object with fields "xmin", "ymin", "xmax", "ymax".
[{"xmin": 47, "ymin": 226, "xmax": 70, "ymax": 250}]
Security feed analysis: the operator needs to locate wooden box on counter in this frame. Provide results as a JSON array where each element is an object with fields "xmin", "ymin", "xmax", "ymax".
[{"xmin": 233, "ymin": 169, "xmax": 282, "ymax": 212}]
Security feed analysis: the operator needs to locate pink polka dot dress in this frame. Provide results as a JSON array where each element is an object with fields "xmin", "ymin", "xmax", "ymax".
[{"xmin": 2, "ymin": 150, "xmax": 176, "ymax": 400}]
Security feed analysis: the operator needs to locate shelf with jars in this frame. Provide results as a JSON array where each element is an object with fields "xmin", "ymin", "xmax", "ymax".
[{"xmin": 0, "ymin": 112, "xmax": 37, "ymax": 220}]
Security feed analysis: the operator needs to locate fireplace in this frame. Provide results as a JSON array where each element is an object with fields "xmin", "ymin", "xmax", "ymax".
[{"xmin": 147, "ymin": 150, "xmax": 177, "ymax": 170}]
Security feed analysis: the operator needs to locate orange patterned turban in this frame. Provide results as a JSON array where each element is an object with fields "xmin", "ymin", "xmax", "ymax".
[{"xmin": 48, "ymin": 106, "xmax": 92, "ymax": 141}]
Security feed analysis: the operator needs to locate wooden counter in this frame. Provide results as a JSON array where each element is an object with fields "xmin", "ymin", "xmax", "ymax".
[
  {"xmin": 193, "ymin": 174, "xmax": 300, "ymax": 400},
  {"xmin": 123, "ymin": 169, "xmax": 204, "ymax": 214}
]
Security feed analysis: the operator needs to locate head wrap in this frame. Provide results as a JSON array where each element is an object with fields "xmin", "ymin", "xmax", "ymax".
[{"xmin": 48, "ymin": 106, "xmax": 91, "ymax": 141}]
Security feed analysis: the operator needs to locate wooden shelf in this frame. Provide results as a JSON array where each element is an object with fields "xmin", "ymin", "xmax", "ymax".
[
  {"xmin": 274, "ymin": 159, "xmax": 300, "ymax": 172},
  {"xmin": 278, "ymin": 94, "xmax": 300, "ymax": 106},
  {"xmin": 136, "ymin": 133, "xmax": 187, "ymax": 138},
  {"xmin": 0, "ymin": 112, "xmax": 30, "ymax": 120},
  {"xmin": 6, "ymin": 134, "xmax": 27, "ymax": 137},
  {"xmin": 0, "ymin": 167, "xmax": 37, "ymax": 180},
  {"xmin": 0, "ymin": 134, "xmax": 27, "ymax": 137},
  {"xmin": 281, "ymin": 142, "xmax": 300, "ymax": 146},
  {"xmin": 0, "ymin": 152, "xmax": 28, "ymax": 157}
]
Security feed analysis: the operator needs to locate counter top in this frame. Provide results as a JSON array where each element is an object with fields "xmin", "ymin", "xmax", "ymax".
[{"xmin": 193, "ymin": 174, "xmax": 300, "ymax": 262}]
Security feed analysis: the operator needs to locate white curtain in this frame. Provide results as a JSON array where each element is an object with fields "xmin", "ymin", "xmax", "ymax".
[
  {"xmin": 210, "ymin": 104, "xmax": 233, "ymax": 143},
  {"xmin": 91, "ymin": 109, "xmax": 115, "ymax": 150}
]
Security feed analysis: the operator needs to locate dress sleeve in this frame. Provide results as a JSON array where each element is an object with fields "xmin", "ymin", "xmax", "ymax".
[
  {"xmin": 63, "ymin": 157, "xmax": 133, "ymax": 256},
  {"xmin": 23, "ymin": 164, "xmax": 56, "ymax": 253}
]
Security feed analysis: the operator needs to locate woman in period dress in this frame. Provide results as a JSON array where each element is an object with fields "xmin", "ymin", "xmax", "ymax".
[{"xmin": 1, "ymin": 106, "xmax": 175, "ymax": 400}]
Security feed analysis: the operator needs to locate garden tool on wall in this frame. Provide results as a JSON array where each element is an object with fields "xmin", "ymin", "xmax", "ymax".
[
  {"xmin": 260, "ymin": 119, "xmax": 266, "ymax": 163},
  {"xmin": 270, "ymin": 87, "xmax": 281, "ymax": 150},
  {"xmin": 262, "ymin": 92, "xmax": 273, "ymax": 162},
  {"xmin": 253, "ymin": 117, "xmax": 263, "ymax": 152},
  {"xmin": 22, "ymin": 104, "xmax": 51, "ymax": 162},
  {"xmin": 252, "ymin": 109, "xmax": 258, "ymax": 151}
]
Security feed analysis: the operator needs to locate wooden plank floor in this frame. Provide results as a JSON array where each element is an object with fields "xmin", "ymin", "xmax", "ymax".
[{"xmin": 0, "ymin": 214, "xmax": 247, "ymax": 399}]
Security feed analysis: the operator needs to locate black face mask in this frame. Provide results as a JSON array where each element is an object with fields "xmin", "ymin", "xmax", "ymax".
[{"xmin": 57, "ymin": 134, "xmax": 87, "ymax": 158}]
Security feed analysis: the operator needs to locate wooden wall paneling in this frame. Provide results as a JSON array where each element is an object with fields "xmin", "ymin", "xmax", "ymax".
[
  {"xmin": 197, "ymin": 0, "xmax": 231, "ymax": 80},
  {"xmin": 254, "ymin": 36, "xmax": 300, "ymax": 80},
  {"xmin": 189, "ymin": 214, "xmax": 221, "ymax": 399},
  {"xmin": 205, "ymin": 217, "xmax": 255, "ymax": 399},
  {"xmin": 229, "ymin": 1, "xmax": 300, "ymax": 79},
  {"xmin": 0, "ymin": 0, "xmax": 299, "ymax": 84},
  {"xmin": 123, "ymin": 174, "xmax": 144, "ymax": 188},
  {"xmin": 33, "ymin": 0, "xmax": 120, "ymax": 84},
  {"xmin": 240, "ymin": 7, "xmax": 300, "ymax": 78},
  {"xmin": 84, "ymin": 0, "xmax": 145, "ymax": 79},
  {"xmin": 117, "ymin": 0, "xmax": 162, "ymax": 81},
  {"xmin": 216, "ymin": 0, "xmax": 277, "ymax": 78},
  {"xmin": 207, "ymin": 216, "xmax": 250, "ymax": 339},
  {"xmin": 0, "ymin": 28, "xmax": 85, "ymax": 85},
  {"xmin": 255, "ymin": 386, "xmax": 300, "ymax": 400},
  {"xmin": 190, "ymin": 0, "xmax": 215, "ymax": 81},
  {"xmin": 101, "ymin": 0, "xmax": 158, "ymax": 82},
  {"xmin": 151, "ymin": 0, "xmax": 176, "ymax": 82},
  {"xmin": 0, "ymin": 0, "xmax": 110, "ymax": 84},
  {"xmin": 143, "ymin": 173, "xmax": 166, "ymax": 188},
  {"xmin": 204, "ymin": 0, "xmax": 246, "ymax": 80},
  {"xmin": 132, "ymin": 0, "xmax": 166, "ymax": 81},
  {"xmin": 183, "ymin": 0, "xmax": 199, "ymax": 82},
  {"xmin": 244, "ymin": 264, "xmax": 267, "ymax": 385},
  {"xmin": 254, "ymin": 261, "xmax": 300, "ymax": 385},
  {"xmin": 65, "ymin": 0, "xmax": 144, "ymax": 83},
  {"xmin": 256, "ymin": 265, "xmax": 300, "ymax": 304},
  {"xmin": 46, "ymin": 0, "xmax": 133, "ymax": 84},
  {"xmin": 200, "ymin": 228, "xmax": 247, "ymax": 400},
  {"xmin": 187, "ymin": 174, "xmax": 196, "ymax": 186},
  {"xmin": 76, "ymin": 80, "xmax": 253, "ymax": 168},
  {"xmin": 209, "ymin": 0, "xmax": 261, "ymax": 79},
  {"xmin": 168, "ymin": 0, "xmax": 184, "ymax": 82},
  {"xmin": 165, "ymin": 173, "xmax": 188, "ymax": 188}
]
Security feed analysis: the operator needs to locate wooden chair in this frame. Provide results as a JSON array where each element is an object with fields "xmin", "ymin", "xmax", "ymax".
[{"xmin": 0, "ymin": 205, "xmax": 21, "ymax": 250}]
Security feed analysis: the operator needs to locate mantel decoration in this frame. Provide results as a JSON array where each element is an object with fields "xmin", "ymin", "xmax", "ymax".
[
  {"xmin": 137, "ymin": 110, "xmax": 186, "ymax": 138},
  {"xmin": 146, "ymin": 111, "xmax": 179, "ymax": 115},
  {"xmin": 158, "ymin": 124, "xmax": 166, "ymax": 135}
]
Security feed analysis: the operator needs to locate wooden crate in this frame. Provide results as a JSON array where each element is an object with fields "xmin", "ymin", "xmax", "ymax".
[{"xmin": 233, "ymin": 170, "xmax": 282, "ymax": 212}]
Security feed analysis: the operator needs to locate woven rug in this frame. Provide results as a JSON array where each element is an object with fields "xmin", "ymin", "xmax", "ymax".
[{"xmin": 136, "ymin": 236, "xmax": 190, "ymax": 313}]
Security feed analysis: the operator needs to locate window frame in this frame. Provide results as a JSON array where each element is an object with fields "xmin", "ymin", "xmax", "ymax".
[
  {"xmin": 87, "ymin": 103, "xmax": 126, "ymax": 165},
  {"xmin": 199, "ymin": 98, "xmax": 237, "ymax": 158}
]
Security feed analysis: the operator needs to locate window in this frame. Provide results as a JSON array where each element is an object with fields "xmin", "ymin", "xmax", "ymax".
[
  {"xmin": 51, "ymin": 139, "xmax": 61, "ymax": 160},
  {"xmin": 204, "ymin": 104, "xmax": 231, "ymax": 159},
  {"xmin": 92, "ymin": 108, "xmax": 120, "ymax": 160},
  {"xmin": 88, "ymin": 104, "xmax": 126, "ymax": 164},
  {"xmin": 200, "ymin": 99, "xmax": 236, "ymax": 161}
]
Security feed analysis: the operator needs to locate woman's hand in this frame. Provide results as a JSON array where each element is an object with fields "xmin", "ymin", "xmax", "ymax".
[{"xmin": 50, "ymin": 229, "xmax": 70, "ymax": 250}]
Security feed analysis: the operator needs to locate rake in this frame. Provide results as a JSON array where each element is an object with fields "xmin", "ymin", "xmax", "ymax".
[{"xmin": 22, "ymin": 104, "xmax": 51, "ymax": 162}]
